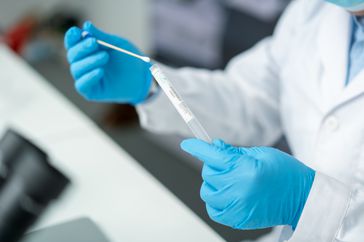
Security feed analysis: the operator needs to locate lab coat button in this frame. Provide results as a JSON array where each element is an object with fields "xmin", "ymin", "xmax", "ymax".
[{"xmin": 325, "ymin": 116, "xmax": 339, "ymax": 132}]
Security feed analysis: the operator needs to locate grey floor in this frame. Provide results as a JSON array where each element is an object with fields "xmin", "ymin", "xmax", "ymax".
[{"xmin": 30, "ymin": 57, "xmax": 271, "ymax": 242}]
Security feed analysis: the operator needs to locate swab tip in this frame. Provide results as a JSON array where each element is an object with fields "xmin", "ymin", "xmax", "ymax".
[{"xmin": 141, "ymin": 57, "xmax": 151, "ymax": 63}]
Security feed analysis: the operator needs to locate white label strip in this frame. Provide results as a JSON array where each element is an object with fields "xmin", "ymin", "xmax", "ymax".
[{"xmin": 150, "ymin": 65, "xmax": 194, "ymax": 123}]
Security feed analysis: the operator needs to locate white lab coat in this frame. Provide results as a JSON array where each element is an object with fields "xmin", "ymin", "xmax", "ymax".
[{"xmin": 137, "ymin": 0, "xmax": 364, "ymax": 241}]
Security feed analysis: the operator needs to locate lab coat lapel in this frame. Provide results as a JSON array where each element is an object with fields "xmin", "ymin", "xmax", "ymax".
[
  {"xmin": 335, "ymin": 62, "xmax": 364, "ymax": 106},
  {"xmin": 317, "ymin": 5, "xmax": 352, "ymax": 112}
]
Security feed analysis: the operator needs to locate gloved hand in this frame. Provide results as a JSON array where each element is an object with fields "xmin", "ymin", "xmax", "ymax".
[
  {"xmin": 64, "ymin": 21, "xmax": 152, "ymax": 104},
  {"xmin": 181, "ymin": 139, "xmax": 315, "ymax": 230}
]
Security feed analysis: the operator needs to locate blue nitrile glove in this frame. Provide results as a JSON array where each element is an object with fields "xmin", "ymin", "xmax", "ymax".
[
  {"xmin": 181, "ymin": 139, "xmax": 315, "ymax": 230},
  {"xmin": 64, "ymin": 21, "xmax": 152, "ymax": 104}
]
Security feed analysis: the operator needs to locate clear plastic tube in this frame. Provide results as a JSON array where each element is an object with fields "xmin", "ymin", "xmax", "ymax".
[{"xmin": 150, "ymin": 64, "xmax": 212, "ymax": 143}]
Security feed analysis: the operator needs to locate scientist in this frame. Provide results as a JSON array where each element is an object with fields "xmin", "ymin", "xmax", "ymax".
[{"xmin": 64, "ymin": 0, "xmax": 364, "ymax": 241}]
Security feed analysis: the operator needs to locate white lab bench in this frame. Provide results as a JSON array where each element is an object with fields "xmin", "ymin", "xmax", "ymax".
[{"xmin": 0, "ymin": 45, "xmax": 225, "ymax": 242}]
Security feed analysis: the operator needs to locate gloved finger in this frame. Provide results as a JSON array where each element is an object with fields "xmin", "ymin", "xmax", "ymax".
[
  {"xmin": 83, "ymin": 21, "xmax": 141, "ymax": 52},
  {"xmin": 180, "ymin": 138, "xmax": 236, "ymax": 171},
  {"xmin": 207, "ymin": 202, "xmax": 244, "ymax": 229},
  {"xmin": 200, "ymin": 181, "xmax": 232, "ymax": 210},
  {"xmin": 201, "ymin": 164, "xmax": 230, "ymax": 190},
  {"xmin": 205, "ymin": 204, "xmax": 226, "ymax": 225},
  {"xmin": 71, "ymin": 51, "xmax": 109, "ymax": 79},
  {"xmin": 212, "ymin": 139, "xmax": 249, "ymax": 155},
  {"xmin": 64, "ymin": 26, "xmax": 82, "ymax": 50},
  {"xmin": 219, "ymin": 200, "xmax": 252, "ymax": 230},
  {"xmin": 83, "ymin": 21, "xmax": 117, "ymax": 43},
  {"xmin": 75, "ymin": 68, "xmax": 104, "ymax": 99},
  {"xmin": 67, "ymin": 37, "xmax": 99, "ymax": 64},
  {"xmin": 212, "ymin": 139, "xmax": 233, "ymax": 149},
  {"xmin": 83, "ymin": 21, "xmax": 109, "ymax": 39}
]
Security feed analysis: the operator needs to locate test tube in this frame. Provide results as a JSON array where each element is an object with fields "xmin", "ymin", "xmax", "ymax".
[{"xmin": 150, "ymin": 65, "xmax": 212, "ymax": 143}]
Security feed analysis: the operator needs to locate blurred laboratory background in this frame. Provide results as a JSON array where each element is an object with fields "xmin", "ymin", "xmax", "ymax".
[{"xmin": 0, "ymin": 0, "xmax": 291, "ymax": 241}]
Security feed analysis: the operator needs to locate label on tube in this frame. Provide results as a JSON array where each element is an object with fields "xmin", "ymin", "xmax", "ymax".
[{"xmin": 150, "ymin": 65, "xmax": 194, "ymax": 123}]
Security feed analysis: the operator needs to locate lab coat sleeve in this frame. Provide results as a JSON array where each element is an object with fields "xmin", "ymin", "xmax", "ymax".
[
  {"xmin": 288, "ymin": 172, "xmax": 364, "ymax": 242},
  {"xmin": 136, "ymin": 0, "xmax": 305, "ymax": 146}
]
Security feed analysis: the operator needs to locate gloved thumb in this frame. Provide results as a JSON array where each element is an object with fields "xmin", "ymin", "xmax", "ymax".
[
  {"xmin": 181, "ymin": 138, "xmax": 237, "ymax": 171},
  {"xmin": 82, "ymin": 21, "xmax": 142, "ymax": 55},
  {"xmin": 64, "ymin": 26, "xmax": 83, "ymax": 50}
]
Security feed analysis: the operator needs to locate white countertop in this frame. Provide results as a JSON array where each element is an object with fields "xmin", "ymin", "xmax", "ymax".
[{"xmin": 0, "ymin": 45, "xmax": 225, "ymax": 242}]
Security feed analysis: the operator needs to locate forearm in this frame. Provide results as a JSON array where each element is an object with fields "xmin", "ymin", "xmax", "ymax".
[{"xmin": 137, "ymin": 40, "xmax": 282, "ymax": 146}]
